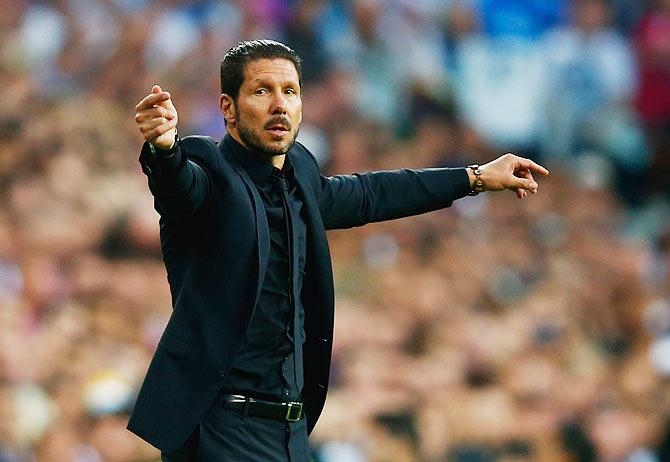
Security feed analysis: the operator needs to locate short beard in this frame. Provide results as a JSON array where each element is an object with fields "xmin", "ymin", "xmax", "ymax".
[{"xmin": 237, "ymin": 111, "xmax": 299, "ymax": 158}]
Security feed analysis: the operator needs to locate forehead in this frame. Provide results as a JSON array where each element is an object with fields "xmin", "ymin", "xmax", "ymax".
[{"xmin": 242, "ymin": 58, "xmax": 300, "ymax": 86}]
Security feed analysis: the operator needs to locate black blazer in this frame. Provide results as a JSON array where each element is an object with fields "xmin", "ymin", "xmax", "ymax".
[{"xmin": 127, "ymin": 134, "xmax": 469, "ymax": 452}]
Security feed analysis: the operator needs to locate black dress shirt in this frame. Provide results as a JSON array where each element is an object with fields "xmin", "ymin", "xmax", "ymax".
[{"xmin": 221, "ymin": 138, "xmax": 307, "ymax": 403}]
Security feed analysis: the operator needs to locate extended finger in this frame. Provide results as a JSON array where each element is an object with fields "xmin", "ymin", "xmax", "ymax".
[
  {"xmin": 135, "ymin": 91, "xmax": 171, "ymax": 111},
  {"xmin": 515, "ymin": 157, "xmax": 549, "ymax": 176}
]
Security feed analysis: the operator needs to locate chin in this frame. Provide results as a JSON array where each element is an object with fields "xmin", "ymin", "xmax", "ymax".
[
  {"xmin": 265, "ymin": 138, "xmax": 295, "ymax": 155},
  {"xmin": 238, "ymin": 126, "xmax": 297, "ymax": 157},
  {"xmin": 254, "ymin": 143, "xmax": 285, "ymax": 157}
]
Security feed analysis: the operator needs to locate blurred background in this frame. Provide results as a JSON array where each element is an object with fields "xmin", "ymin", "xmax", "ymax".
[{"xmin": 1, "ymin": 0, "xmax": 670, "ymax": 461}]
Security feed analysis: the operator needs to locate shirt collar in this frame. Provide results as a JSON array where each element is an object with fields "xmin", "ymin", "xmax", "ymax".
[{"xmin": 225, "ymin": 133, "xmax": 293, "ymax": 186}]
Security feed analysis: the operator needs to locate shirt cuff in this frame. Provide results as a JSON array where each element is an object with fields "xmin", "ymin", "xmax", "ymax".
[
  {"xmin": 454, "ymin": 167, "xmax": 471, "ymax": 199},
  {"xmin": 153, "ymin": 141, "xmax": 183, "ymax": 173}
]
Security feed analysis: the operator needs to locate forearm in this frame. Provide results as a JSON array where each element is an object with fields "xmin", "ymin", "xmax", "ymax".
[
  {"xmin": 320, "ymin": 167, "xmax": 470, "ymax": 229},
  {"xmin": 360, "ymin": 167, "xmax": 471, "ymax": 222},
  {"xmin": 139, "ymin": 139, "xmax": 210, "ymax": 218}
]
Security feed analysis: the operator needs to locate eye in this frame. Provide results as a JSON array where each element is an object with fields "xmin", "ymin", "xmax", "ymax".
[
  {"xmin": 285, "ymin": 88, "xmax": 298, "ymax": 95},
  {"xmin": 255, "ymin": 88, "xmax": 268, "ymax": 95}
]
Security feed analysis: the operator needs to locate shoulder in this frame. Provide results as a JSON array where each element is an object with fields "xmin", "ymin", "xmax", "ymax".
[
  {"xmin": 181, "ymin": 135, "xmax": 218, "ymax": 157},
  {"xmin": 181, "ymin": 135, "xmax": 227, "ymax": 171},
  {"xmin": 289, "ymin": 140, "xmax": 323, "ymax": 197},
  {"xmin": 291, "ymin": 141, "xmax": 321, "ymax": 172}
]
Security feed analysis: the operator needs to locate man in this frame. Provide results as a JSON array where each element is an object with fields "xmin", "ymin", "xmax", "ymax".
[{"xmin": 128, "ymin": 40, "xmax": 548, "ymax": 461}]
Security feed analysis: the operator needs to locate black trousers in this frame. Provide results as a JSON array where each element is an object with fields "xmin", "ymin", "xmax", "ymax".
[{"xmin": 161, "ymin": 392, "xmax": 310, "ymax": 462}]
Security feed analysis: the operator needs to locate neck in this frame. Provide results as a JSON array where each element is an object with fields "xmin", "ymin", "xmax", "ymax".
[
  {"xmin": 270, "ymin": 155, "xmax": 285, "ymax": 170},
  {"xmin": 228, "ymin": 130, "xmax": 286, "ymax": 170}
]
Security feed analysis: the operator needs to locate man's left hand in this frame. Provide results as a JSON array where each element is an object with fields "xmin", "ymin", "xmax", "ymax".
[{"xmin": 470, "ymin": 154, "xmax": 550, "ymax": 199}]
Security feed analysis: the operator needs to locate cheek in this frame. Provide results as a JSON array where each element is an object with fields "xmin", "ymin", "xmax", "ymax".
[
  {"xmin": 239, "ymin": 107, "xmax": 261, "ymax": 127},
  {"xmin": 293, "ymin": 101, "xmax": 303, "ymax": 124},
  {"xmin": 237, "ymin": 98, "xmax": 263, "ymax": 120}
]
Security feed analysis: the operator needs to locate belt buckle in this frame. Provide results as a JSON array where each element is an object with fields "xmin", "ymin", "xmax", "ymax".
[{"xmin": 285, "ymin": 402, "xmax": 302, "ymax": 422}]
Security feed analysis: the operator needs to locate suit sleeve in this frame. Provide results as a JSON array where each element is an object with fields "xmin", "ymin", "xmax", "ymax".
[
  {"xmin": 318, "ymin": 167, "xmax": 471, "ymax": 230},
  {"xmin": 138, "ymin": 138, "xmax": 211, "ymax": 220}
]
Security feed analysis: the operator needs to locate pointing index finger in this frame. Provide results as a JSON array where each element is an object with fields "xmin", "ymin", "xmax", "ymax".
[
  {"xmin": 516, "ymin": 157, "xmax": 549, "ymax": 176},
  {"xmin": 135, "ymin": 91, "xmax": 171, "ymax": 111}
]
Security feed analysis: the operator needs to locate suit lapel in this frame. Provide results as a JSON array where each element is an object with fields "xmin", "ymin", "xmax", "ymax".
[
  {"xmin": 218, "ymin": 138, "xmax": 270, "ymax": 313},
  {"xmin": 290, "ymin": 151, "xmax": 334, "ymax": 322},
  {"xmin": 290, "ymin": 150, "xmax": 323, "ymax": 245}
]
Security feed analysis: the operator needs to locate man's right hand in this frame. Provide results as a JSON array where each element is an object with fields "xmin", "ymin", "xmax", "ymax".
[{"xmin": 135, "ymin": 85, "xmax": 178, "ymax": 149}]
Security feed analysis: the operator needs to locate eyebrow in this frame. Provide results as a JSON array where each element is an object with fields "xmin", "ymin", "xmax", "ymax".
[
  {"xmin": 250, "ymin": 76, "xmax": 299, "ymax": 87},
  {"xmin": 251, "ymin": 72, "xmax": 298, "ymax": 84}
]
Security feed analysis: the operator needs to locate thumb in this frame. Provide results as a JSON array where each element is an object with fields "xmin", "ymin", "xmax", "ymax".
[
  {"xmin": 513, "ymin": 176, "xmax": 538, "ymax": 191},
  {"xmin": 152, "ymin": 84, "xmax": 174, "ymax": 111}
]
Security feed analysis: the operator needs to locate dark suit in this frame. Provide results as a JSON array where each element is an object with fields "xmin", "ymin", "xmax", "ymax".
[{"xmin": 127, "ymin": 133, "xmax": 470, "ymax": 453}]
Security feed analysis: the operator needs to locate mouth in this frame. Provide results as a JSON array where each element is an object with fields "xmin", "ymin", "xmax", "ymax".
[{"xmin": 265, "ymin": 124, "xmax": 290, "ymax": 138}]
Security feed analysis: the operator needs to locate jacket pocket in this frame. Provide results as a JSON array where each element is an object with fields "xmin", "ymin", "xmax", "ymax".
[{"xmin": 158, "ymin": 329, "xmax": 193, "ymax": 359}]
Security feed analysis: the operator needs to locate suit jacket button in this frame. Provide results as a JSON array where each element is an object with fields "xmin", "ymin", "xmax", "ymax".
[{"xmin": 219, "ymin": 370, "xmax": 226, "ymax": 378}]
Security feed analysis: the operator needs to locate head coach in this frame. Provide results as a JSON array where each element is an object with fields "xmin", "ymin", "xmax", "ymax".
[{"xmin": 128, "ymin": 39, "xmax": 549, "ymax": 461}]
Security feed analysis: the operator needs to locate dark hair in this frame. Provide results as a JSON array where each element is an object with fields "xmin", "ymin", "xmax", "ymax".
[{"xmin": 220, "ymin": 39, "xmax": 302, "ymax": 100}]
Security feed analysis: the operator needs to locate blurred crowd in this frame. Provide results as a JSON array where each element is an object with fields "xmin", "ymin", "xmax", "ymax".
[{"xmin": 1, "ymin": 0, "xmax": 669, "ymax": 461}]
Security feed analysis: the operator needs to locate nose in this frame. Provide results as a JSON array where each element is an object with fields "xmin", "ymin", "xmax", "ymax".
[{"xmin": 270, "ymin": 91, "xmax": 287, "ymax": 115}]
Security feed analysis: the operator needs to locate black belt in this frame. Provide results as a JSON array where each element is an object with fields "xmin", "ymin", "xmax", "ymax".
[{"xmin": 221, "ymin": 394, "xmax": 304, "ymax": 422}]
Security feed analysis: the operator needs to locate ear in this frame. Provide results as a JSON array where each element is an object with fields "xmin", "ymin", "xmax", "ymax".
[{"xmin": 220, "ymin": 94, "xmax": 236, "ymax": 127}]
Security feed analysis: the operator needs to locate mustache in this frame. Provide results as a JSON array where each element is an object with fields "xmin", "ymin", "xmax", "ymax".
[{"xmin": 264, "ymin": 116, "xmax": 292, "ymax": 130}]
